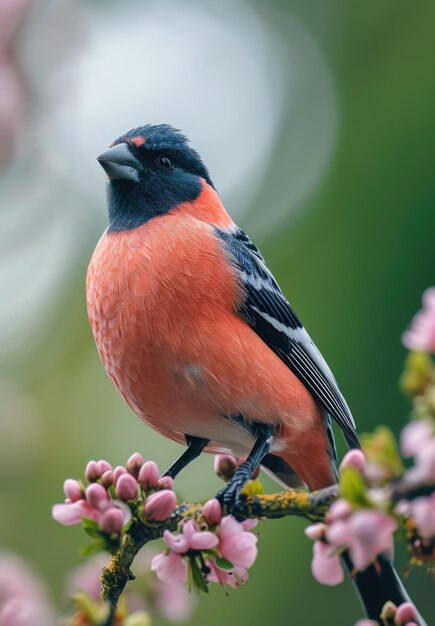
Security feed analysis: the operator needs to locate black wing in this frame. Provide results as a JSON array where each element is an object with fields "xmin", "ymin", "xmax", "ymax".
[{"xmin": 216, "ymin": 227, "xmax": 360, "ymax": 450}]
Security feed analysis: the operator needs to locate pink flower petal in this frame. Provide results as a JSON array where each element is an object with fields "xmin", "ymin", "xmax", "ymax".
[
  {"xmin": 151, "ymin": 552, "xmax": 187, "ymax": 585},
  {"xmin": 163, "ymin": 530, "xmax": 189, "ymax": 554},
  {"xmin": 219, "ymin": 515, "xmax": 243, "ymax": 539},
  {"xmin": 190, "ymin": 531, "xmax": 219, "ymax": 550},
  {"xmin": 52, "ymin": 501, "xmax": 98, "ymax": 526},
  {"xmin": 311, "ymin": 541, "xmax": 344, "ymax": 586},
  {"xmin": 400, "ymin": 419, "xmax": 434, "ymax": 458}
]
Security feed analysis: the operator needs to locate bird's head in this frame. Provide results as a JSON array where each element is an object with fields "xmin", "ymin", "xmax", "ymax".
[{"xmin": 97, "ymin": 124, "xmax": 215, "ymax": 232}]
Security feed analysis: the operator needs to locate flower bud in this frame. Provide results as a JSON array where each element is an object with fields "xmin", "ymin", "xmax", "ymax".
[
  {"xmin": 304, "ymin": 523, "xmax": 326, "ymax": 541},
  {"xmin": 116, "ymin": 473, "xmax": 138, "ymax": 501},
  {"xmin": 380, "ymin": 601, "xmax": 397, "ymax": 622},
  {"xmin": 144, "ymin": 490, "xmax": 176, "ymax": 521},
  {"xmin": 214, "ymin": 454, "xmax": 237, "ymax": 482},
  {"xmin": 63, "ymin": 479, "xmax": 83, "ymax": 502},
  {"xmin": 157, "ymin": 475, "xmax": 173, "ymax": 490},
  {"xmin": 138, "ymin": 461, "xmax": 159, "ymax": 490},
  {"xmin": 203, "ymin": 499, "xmax": 222, "ymax": 526},
  {"xmin": 96, "ymin": 459, "xmax": 112, "ymax": 475},
  {"xmin": 85, "ymin": 483, "xmax": 110, "ymax": 511},
  {"xmin": 85, "ymin": 460, "xmax": 99, "ymax": 482},
  {"xmin": 127, "ymin": 452, "xmax": 145, "ymax": 478},
  {"xmin": 100, "ymin": 507, "xmax": 125, "ymax": 534},
  {"xmin": 113, "ymin": 465, "xmax": 127, "ymax": 484},
  {"xmin": 340, "ymin": 449, "xmax": 366, "ymax": 474},
  {"xmin": 101, "ymin": 470, "xmax": 114, "ymax": 488},
  {"xmin": 395, "ymin": 602, "xmax": 417, "ymax": 625}
]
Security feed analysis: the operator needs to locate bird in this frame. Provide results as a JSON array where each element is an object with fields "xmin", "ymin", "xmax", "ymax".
[
  {"xmin": 87, "ymin": 123, "xmax": 359, "ymax": 498},
  {"xmin": 87, "ymin": 124, "xmax": 418, "ymax": 622}
]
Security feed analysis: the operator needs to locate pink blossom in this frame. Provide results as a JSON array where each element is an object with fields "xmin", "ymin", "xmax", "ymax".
[
  {"xmin": 340, "ymin": 449, "xmax": 366, "ymax": 474},
  {"xmin": 163, "ymin": 520, "xmax": 218, "ymax": 552},
  {"xmin": 396, "ymin": 602, "xmax": 417, "ymax": 625},
  {"xmin": 85, "ymin": 483, "xmax": 110, "ymax": 511},
  {"xmin": 144, "ymin": 490, "xmax": 176, "ymax": 521},
  {"xmin": 115, "ymin": 473, "xmax": 138, "ymax": 501},
  {"xmin": 52, "ymin": 500, "xmax": 98, "ymax": 526},
  {"xmin": 138, "ymin": 461, "xmax": 159, "ymax": 490},
  {"xmin": 202, "ymin": 499, "xmax": 222, "ymax": 526},
  {"xmin": 182, "ymin": 520, "xmax": 219, "ymax": 550},
  {"xmin": 311, "ymin": 541, "xmax": 344, "ymax": 585},
  {"xmin": 100, "ymin": 508, "xmax": 125, "ymax": 534},
  {"xmin": 341, "ymin": 511, "xmax": 397, "ymax": 570},
  {"xmin": 353, "ymin": 621, "xmax": 377, "ymax": 626},
  {"xmin": 402, "ymin": 287, "xmax": 435, "ymax": 351},
  {"xmin": 151, "ymin": 553, "xmax": 187, "ymax": 585},
  {"xmin": 400, "ymin": 419, "xmax": 434, "ymax": 458},
  {"xmin": 218, "ymin": 515, "xmax": 258, "ymax": 569},
  {"xmin": 409, "ymin": 493, "xmax": 435, "ymax": 539},
  {"xmin": 63, "ymin": 479, "xmax": 83, "ymax": 502},
  {"xmin": 127, "ymin": 453, "xmax": 144, "ymax": 478}
]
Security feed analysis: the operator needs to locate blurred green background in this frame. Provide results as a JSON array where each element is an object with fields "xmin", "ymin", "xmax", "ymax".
[{"xmin": 1, "ymin": 0, "xmax": 434, "ymax": 624}]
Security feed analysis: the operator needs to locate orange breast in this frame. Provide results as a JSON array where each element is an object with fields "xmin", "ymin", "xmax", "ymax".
[{"xmin": 86, "ymin": 207, "xmax": 330, "ymax": 485}]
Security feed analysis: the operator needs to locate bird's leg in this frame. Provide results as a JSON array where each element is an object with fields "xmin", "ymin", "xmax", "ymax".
[
  {"xmin": 216, "ymin": 424, "xmax": 274, "ymax": 517},
  {"xmin": 162, "ymin": 434, "xmax": 209, "ymax": 479}
]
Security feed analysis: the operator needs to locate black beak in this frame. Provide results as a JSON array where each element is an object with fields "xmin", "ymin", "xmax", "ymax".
[{"xmin": 97, "ymin": 143, "xmax": 141, "ymax": 183}]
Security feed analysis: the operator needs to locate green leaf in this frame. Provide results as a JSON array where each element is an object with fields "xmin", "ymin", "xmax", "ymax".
[
  {"xmin": 82, "ymin": 518, "xmax": 104, "ymax": 540},
  {"xmin": 339, "ymin": 466, "xmax": 372, "ymax": 509},
  {"xmin": 361, "ymin": 426, "xmax": 404, "ymax": 480},
  {"xmin": 190, "ymin": 557, "xmax": 209, "ymax": 594},
  {"xmin": 215, "ymin": 557, "xmax": 234, "ymax": 570},
  {"xmin": 80, "ymin": 540, "xmax": 106, "ymax": 556}
]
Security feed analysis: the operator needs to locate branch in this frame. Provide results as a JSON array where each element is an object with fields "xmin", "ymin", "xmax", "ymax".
[{"xmin": 100, "ymin": 484, "xmax": 338, "ymax": 619}]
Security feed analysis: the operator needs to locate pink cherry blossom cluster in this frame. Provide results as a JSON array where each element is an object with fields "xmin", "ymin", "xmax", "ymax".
[
  {"xmin": 402, "ymin": 287, "xmax": 435, "ymax": 352},
  {"xmin": 355, "ymin": 600, "xmax": 419, "ymax": 626},
  {"xmin": 305, "ymin": 450, "xmax": 397, "ymax": 585},
  {"xmin": 151, "ymin": 498, "xmax": 258, "ymax": 590},
  {"xmin": 52, "ymin": 453, "xmax": 177, "ymax": 535},
  {"xmin": 397, "ymin": 419, "xmax": 435, "ymax": 540}
]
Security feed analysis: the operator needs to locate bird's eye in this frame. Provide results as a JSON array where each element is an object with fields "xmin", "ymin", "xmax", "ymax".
[{"xmin": 156, "ymin": 155, "xmax": 174, "ymax": 170}]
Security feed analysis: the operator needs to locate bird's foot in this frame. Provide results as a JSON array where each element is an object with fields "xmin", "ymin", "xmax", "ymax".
[{"xmin": 216, "ymin": 462, "xmax": 251, "ymax": 519}]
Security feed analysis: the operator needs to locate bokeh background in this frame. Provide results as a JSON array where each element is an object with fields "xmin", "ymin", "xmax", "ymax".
[{"xmin": 1, "ymin": 0, "xmax": 434, "ymax": 624}]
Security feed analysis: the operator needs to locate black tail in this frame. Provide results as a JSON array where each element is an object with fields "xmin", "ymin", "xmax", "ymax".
[{"xmin": 342, "ymin": 553, "xmax": 427, "ymax": 626}]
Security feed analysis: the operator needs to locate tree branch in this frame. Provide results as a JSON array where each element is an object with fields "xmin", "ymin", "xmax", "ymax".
[{"xmin": 100, "ymin": 484, "xmax": 339, "ymax": 619}]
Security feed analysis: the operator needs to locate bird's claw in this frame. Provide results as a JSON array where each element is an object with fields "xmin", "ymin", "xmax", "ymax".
[{"xmin": 216, "ymin": 465, "xmax": 251, "ymax": 519}]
